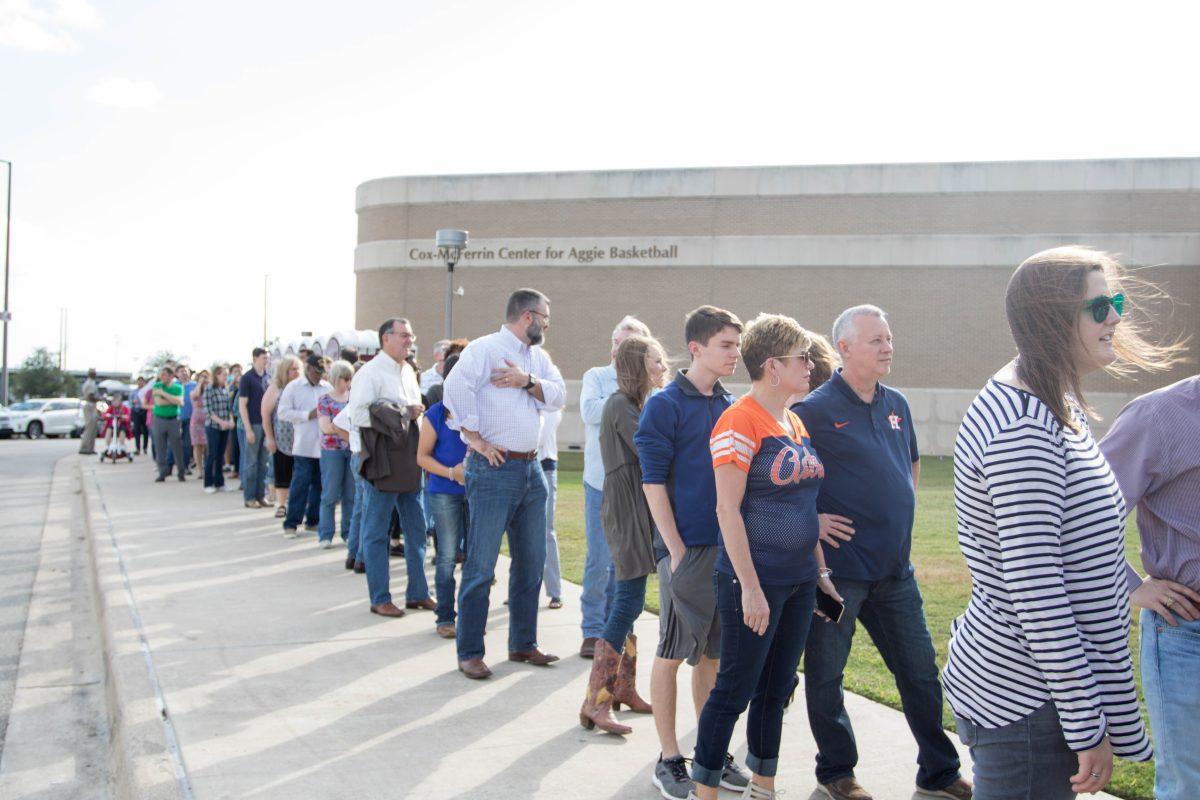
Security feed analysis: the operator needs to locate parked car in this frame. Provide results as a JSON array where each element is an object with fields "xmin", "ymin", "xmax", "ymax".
[{"xmin": 0, "ymin": 398, "xmax": 85, "ymax": 439}]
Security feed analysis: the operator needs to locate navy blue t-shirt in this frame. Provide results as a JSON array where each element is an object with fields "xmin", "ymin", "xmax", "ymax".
[
  {"xmin": 792, "ymin": 370, "xmax": 919, "ymax": 582},
  {"xmin": 238, "ymin": 369, "xmax": 269, "ymax": 426}
]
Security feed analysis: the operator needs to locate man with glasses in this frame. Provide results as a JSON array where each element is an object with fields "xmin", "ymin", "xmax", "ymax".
[
  {"xmin": 791, "ymin": 305, "xmax": 969, "ymax": 800},
  {"xmin": 443, "ymin": 288, "xmax": 567, "ymax": 679}
]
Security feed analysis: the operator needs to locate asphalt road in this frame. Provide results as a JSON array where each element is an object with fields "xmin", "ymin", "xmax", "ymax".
[{"xmin": 0, "ymin": 437, "xmax": 77, "ymax": 757}]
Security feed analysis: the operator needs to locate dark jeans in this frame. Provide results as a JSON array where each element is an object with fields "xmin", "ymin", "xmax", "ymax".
[
  {"xmin": 151, "ymin": 416, "xmax": 184, "ymax": 480},
  {"xmin": 693, "ymin": 573, "xmax": 816, "ymax": 788},
  {"xmin": 131, "ymin": 411, "xmax": 149, "ymax": 451},
  {"xmin": 804, "ymin": 573, "xmax": 961, "ymax": 790},
  {"xmin": 954, "ymin": 702, "xmax": 1077, "ymax": 800},
  {"xmin": 428, "ymin": 491, "xmax": 468, "ymax": 627},
  {"xmin": 204, "ymin": 427, "xmax": 229, "ymax": 487},
  {"xmin": 456, "ymin": 452, "xmax": 547, "ymax": 662},
  {"xmin": 284, "ymin": 455, "xmax": 321, "ymax": 529},
  {"xmin": 601, "ymin": 575, "xmax": 648, "ymax": 653}
]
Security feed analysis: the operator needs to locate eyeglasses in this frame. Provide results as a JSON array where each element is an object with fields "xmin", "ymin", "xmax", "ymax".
[
  {"xmin": 1083, "ymin": 292, "xmax": 1125, "ymax": 323},
  {"xmin": 760, "ymin": 351, "xmax": 812, "ymax": 369},
  {"xmin": 529, "ymin": 309, "xmax": 550, "ymax": 325}
]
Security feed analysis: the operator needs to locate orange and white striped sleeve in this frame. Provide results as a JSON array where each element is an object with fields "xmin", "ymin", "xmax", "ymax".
[{"xmin": 710, "ymin": 407, "xmax": 758, "ymax": 473}]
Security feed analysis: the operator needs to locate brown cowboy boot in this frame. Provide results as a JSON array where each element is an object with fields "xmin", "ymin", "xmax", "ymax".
[
  {"xmin": 578, "ymin": 638, "xmax": 632, "ymax": 735},
  {"xmin": 611, "ymin": 633, "xmax": 653, "ymax": 713}
]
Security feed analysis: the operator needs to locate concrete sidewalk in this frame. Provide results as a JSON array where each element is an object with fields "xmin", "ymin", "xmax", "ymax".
[{"xmin": 74, "ymin": 454, "xmax": 1117, "ymax": 800}]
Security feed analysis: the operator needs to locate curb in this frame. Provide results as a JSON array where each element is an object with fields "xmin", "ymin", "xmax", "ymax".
[{"xmin": 79, "ymin": 458, "xmax": 192, "ymax": 800}]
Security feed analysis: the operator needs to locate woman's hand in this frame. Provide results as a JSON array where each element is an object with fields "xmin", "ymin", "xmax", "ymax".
[
  {"xmin": 741, "ymin": 583, "xmax": 770, "ymax": 636},
  {"xmin": 1071, "ymin": 736, "xmax": 1113, "ymax": 794},
  {"xmin": 265, "ymin": 436, "xmax": 277, "ymax": 455},
  {"xmin": 468, "ymin": 437, "xmax": 505, "ymax": 467},
  {"xmin": 451, "ymin": 462, "xmax": 467, "ymax": 485},
  {"xmin": 815, "ymin": 574, "xmax": 843, "ymax": 621},
  {"xmin": 1131, "ymin": 577, "xmax": 1200, "ymax": 626}
]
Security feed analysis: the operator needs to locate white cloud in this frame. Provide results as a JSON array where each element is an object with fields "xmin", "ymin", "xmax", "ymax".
[
  {"xmin": 0, "ymin": 0, "xmax": 99, "ymax": 52},
  {"xmin": 88, "ymin": 77, "xmax": 162, "ymax": 109}
]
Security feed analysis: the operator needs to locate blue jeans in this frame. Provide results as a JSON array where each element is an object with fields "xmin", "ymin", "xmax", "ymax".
[
  {"xmin": 581, "ymin": 483, "xmax": 615, "ymax": 638},
  {"xmin": 345, "ymin": 454, "xmax": 367, "ymax": 562},
  {"xmin": 429, "ymin": 491, "xmax": 468, "ymax": 626},
  {"xmin": 1142, "ymin": 608, "xmax": 1200, "ymax": 800},
  {"xmin": 239, "ymin": 423, "xmax": 269, "ymax": 503},
  {"xmin": 360, "ymin": 480, "xmax": 429, "ymax": 606},
  {"xmin": 204, "ymin": 427, "xmax": 229, "ymax": 488},
  {"xmin": 804, "ymin": 573, "xmax": 961, "ymax": 790},
  {"xmin": 693, "ymin": 573, "xmax": 816, "ymax": 787},
  {"xmin": 601, "ymin": 575, "xmax": 648, "ymax": 652},
  {"xmin": 542, "ymin": 462, "xmax": 562, "ymax": 599},
  {"xmin": 953, "ymin": 702, "xmax": 1076, "ymax": 800},
  {"xmin": 284, "ymin": 455, "xmax": 321, "ymax": 530},
  {"xmin": 318, "ymin": 449, "xmax": 355, "ymax": 542},
  {"xmin": 456, "ymin": 452, "xmax": 547, "ymax": 662}
]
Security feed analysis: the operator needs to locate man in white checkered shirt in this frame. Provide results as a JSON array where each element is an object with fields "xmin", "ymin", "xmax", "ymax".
[{"xmin": 444, "ymin": 288, "xmax": 567, "ymax": 679}]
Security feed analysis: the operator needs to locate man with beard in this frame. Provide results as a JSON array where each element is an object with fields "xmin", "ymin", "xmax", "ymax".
[{"xmin": 443, "ymin": 288, "xmax": 567, "ymax": 679}]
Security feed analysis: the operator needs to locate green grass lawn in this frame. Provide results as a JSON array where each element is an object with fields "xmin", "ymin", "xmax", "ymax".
[{"xmin": 549, "ymin": 452, "xmax": 1154, "ymax": 800}]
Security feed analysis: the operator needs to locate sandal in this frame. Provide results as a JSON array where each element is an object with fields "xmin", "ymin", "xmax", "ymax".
[{"xmin": 274, "ymin": 506, "xmax": 287, "ymax": 518}]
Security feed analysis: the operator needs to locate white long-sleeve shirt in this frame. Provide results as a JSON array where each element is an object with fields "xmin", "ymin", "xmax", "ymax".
[
  {"xmin": 579, "ymin": 363, "xmax": 617, "ymax": 489},
  {"xmin": 277, "ymin": 376, "xmax": 332, "ymax": 459},
  {"xmin": 346, "ymin": 350, "xmax": 422, "ymax": 453},
  {"xmin": 443, "ymin": 326, "xmax": 566, "ymax": 452}
]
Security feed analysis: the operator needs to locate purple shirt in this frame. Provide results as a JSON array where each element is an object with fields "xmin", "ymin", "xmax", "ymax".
[{"xmin": 1100, "ymin": 376, "xmax": 1200, "ymax": 592}]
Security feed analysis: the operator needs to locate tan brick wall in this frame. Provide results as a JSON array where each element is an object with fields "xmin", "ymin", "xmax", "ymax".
[{"xmin": 356, "ymin": 262, "xmax": 1197, "ymax": 392}]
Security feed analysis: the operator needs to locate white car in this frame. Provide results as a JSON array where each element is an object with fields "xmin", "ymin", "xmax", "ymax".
[{"xmin": 0, "ymin": 398, "xmax": 85, "ymax": 439}]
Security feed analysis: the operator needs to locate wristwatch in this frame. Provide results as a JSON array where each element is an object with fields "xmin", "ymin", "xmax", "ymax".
[{"xmin": 523, "ymin": 374, "xmax": 537, "ymax": 390}]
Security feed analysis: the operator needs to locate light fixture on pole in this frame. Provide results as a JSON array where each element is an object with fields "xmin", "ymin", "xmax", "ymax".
[{"xmin": 436, "ymin": 229, "xmax": 469, "ymax": 340}]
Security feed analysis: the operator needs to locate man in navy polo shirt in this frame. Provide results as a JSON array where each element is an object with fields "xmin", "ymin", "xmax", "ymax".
[{"xmin": 792, "ymin": 305, "xmax": 969, "ymax": 800}]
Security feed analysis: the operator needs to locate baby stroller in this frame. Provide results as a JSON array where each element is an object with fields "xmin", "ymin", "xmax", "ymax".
[{"xmin": 100, "ymin": 394, "xmax": 135, "ymax": 463}]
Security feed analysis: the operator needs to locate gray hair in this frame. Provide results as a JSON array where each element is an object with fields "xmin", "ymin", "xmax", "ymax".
[
  {"xmin": 505, "ymin": 288, "xmax": 548, "ymax": 321},
  {"xmin": 329, "ymin": 359, "xmax": 354, "ymax": 385},
  {"xmin": 431, "ymin": 339, "xmax": 451, "ymax": 357},
  {"xmin": 832, "ymin": 304, "xmax": 887, "ymax": 345},
  {"xmin": 612, "ymin": 315, "xmax": 651, "ymax": 341}
]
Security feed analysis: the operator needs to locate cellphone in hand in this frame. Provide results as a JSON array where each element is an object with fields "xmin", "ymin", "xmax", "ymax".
[{"xmin": 816, "ymin": 590, "xmax": 845, "ymax": 624}]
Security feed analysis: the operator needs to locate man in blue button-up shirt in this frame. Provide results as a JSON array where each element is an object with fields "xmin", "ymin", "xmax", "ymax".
[
  {"xmin": 576, "ymin": 315, "xmax": 651, "ymax": 657},
  {"xmin": 792, "ymin": 305, "xmax": 968, "ymax": 800}
]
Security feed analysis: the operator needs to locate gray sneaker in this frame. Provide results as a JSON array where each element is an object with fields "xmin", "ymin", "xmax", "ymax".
[
  {"xmin": 720, "ymin": 752, "xmax": 750, "ymax": 791},
  {"xmin": 652, "ymin": 755, "xmax": 693, "ymax": 800}
]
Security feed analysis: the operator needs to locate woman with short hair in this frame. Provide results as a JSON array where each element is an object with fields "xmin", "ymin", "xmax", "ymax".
[
  {"xmin": 263, "ymin": 355, "xmax": 301, "ymax": 520},
  {"xmin": 316, "ymin": 360, "xmax": 355, "ymax": 549},
  {"xmin": 579, "ymin": 334, "xmax": 667, "ymax": 734},
  {"xmin": 943, "ymin": 246, "xmax": 1172, "ymax": 798},
  {"xmin": 691, "ymin": 313, "xmax": 840, "ymax": 800}
]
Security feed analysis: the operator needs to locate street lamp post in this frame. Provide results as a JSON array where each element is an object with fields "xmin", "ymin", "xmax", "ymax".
[
  {"xmin": 436, "ymin": 229, "xmax": 469, "ymax": 340},
  {"xmin": 1, "ymin": 160, "xmax": 12, "ymax": 407}
]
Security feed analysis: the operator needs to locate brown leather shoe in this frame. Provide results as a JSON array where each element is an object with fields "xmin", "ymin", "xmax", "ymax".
[
  {"xmin": 580, "ymin": 637, "xmax": 598, "ymax": 659},
  {"xmin": 508, "ymin": 648, "xmax": 560, "ymax": 666},
  {"xmin": 405, "ymin": 598, "xmax": 437, "ymax": 611},
  {"xmin": 916, "ymin": 778, "xmax": 973, "ymax": 800},
  {"xmin": 370, "ymin": 602, "xmax": 406, "ymax": 618},
  {"xmin": 436, "ymin": 624, "xmax": 456, "ymax": 639},
  {"xmin": 819, "ymin": 777, "xmax": 874, "ymax": 800},
  {"xmin": 458, "ymin": 658, "xmax": 492, "ymax": 679}
]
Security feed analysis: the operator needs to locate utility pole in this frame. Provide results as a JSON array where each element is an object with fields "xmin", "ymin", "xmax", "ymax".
[
  {"xmin": 262, "ymin": 274, "xmax": 268, "ymax": 346},
  {"xmin": 1, "ymin": 160, "xmax": 12, "ymax": 406}
]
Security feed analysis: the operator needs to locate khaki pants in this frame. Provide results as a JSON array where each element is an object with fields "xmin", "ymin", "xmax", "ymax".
[{"xmin": 79, "ymin": 403, "xmax": 98, "ymax": 453}]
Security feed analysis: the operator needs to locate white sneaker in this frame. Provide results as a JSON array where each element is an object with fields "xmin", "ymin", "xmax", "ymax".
[
  {"xmin": 283, "ymin": 528, "xmax": 299, "ymax": 539},
  {"xmin": 204, "ymin": 487, "xmax": 217, "ymax": 494},
  {"xmin": 320, "ymin": 540, "xmax": 333, "ymax": 550}
]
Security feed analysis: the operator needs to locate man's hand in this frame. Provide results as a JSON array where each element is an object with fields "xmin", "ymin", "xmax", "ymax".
[
  {"xmin": 1131, "ymin": 577, "xmax": 1200, "ymax": 626},
  {"xmin": 245, "ymin": 428, "xmax": 257, "ymax": 445},
  {"xmin": 1071, "ymin": 736, "xmax": 1113, "ymax": 794},
  {"xmin": 308, "ymin": 408, "xmax": 319, "ymax": 421},
  {"xmin": 490, "ymin": 359, "xmax": 529, "ymax": 390},
  {"xmin": 468, "ymin": 437, "xmax": 506, "ymax": 467},
  {"xmin": 818, "ymin": 514, "xmax": 855, "ymax": 549},
  {"xmin": 667, "ymin": 542, "xmax": 686, "ymax": 573},
  {"xmin": 407, "ymin": 403, "xmax": 425, "ymax": 419}
]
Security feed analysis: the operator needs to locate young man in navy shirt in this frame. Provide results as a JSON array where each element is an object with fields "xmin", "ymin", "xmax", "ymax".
[
  {"xmin": 636, "ymin": 306, "xmax": 750, "ymax": 800},
  {"xmin": 792, "ymin": 305, "xmax": 970, "ymax": 800}
]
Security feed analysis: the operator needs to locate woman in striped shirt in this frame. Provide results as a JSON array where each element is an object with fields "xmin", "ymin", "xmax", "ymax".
[{"xmin": 944, "ymin": 246, "xmax": 1177, "ymax": 799}]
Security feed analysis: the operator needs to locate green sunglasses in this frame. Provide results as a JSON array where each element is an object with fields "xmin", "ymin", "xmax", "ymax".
[{"xmin": 1083, "ymin": 292, "xmax": 1125, "ymax": 323}]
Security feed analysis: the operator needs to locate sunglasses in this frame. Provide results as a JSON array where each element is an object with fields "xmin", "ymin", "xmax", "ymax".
[
  {"xmin": 1083, "ymin": 292, "xmax": 1125, "ymax": 324},
  {"xmin": 760, "ymin": 351, "xmax": 812, "ymax": 370}
]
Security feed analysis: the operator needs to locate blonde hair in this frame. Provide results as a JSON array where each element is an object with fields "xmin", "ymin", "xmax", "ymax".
[
  {"xmin": 804, "ymin": 329, "xmax": 839, "ymax": 392},
  {"xmin": 614, "ymin": 335, "xmax": 667, "ymax": 408},
  {"xmin": 273, "ymin": 355, "xmax": 302, "ymax": 391},
  {"xmin": 329, "ymin": 359, "xmax": 353, "ymax": 386},
  {"xmin": 741, "ymin": 313, "xmax": 810, "ymax": 382},
  {"xmin": 612, "ymin": 315, "xmax": 651, "ymax": 341},
  {"xmin": 1007, "ymin": 246, "xmax": 1188, "ymax": 429}
]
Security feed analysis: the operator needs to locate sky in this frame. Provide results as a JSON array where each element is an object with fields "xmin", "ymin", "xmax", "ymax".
[{"xmin": 2, "ymin": 0, "xmax": 1198, "ymax": 375}]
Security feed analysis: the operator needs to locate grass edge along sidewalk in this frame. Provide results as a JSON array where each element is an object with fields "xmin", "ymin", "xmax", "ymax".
[{"xmin": 548, "ymin": 453, "xmax": 1154, "ymax": 800}]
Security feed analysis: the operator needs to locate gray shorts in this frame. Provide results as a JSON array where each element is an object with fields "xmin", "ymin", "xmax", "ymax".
[{"xmin": 656, "ymin": 545, "xmax": 721, "ymax": 665}]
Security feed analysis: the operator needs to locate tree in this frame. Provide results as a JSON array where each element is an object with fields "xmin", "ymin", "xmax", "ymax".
[
  {"xmin": 11, "ymin": 348, "xmax": 76, "ymax": 399},
  {"xmin": 141, "ymin": 350, "xmax": 187, "ymax": 377}
]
